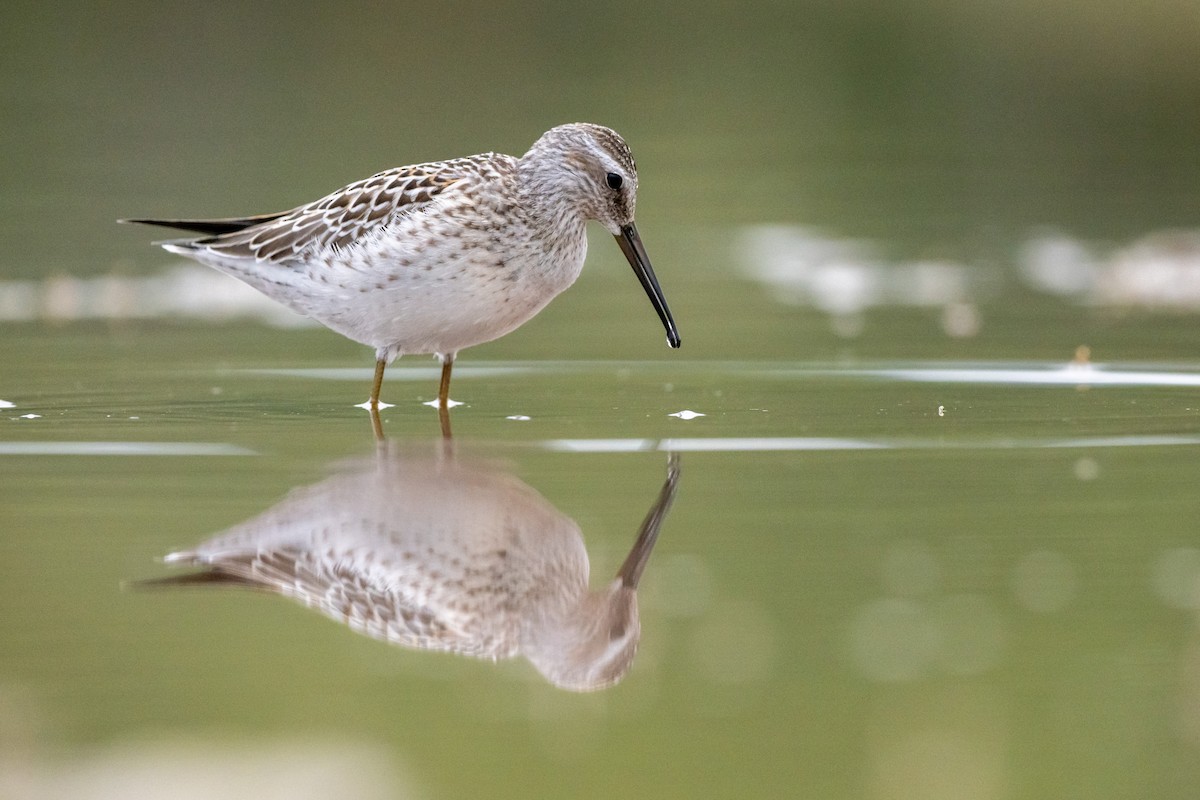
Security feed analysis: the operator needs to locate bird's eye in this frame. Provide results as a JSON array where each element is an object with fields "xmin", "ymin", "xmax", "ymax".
[{"xmin": 605, "ymin": 172, "xmax": 623, "ymax": 190}]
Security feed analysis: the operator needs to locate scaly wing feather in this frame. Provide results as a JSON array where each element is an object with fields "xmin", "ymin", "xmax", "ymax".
[
  {"xmin": 166, "ymin": 548, "xmax": 505, "ymax": 658},
  {"xmin": 201, "ymin": 166, "xmax": 460, "ymax": 262},
  {"xmin": 128, "ymin": 153, "xmax": 504, "ymax": 264}
]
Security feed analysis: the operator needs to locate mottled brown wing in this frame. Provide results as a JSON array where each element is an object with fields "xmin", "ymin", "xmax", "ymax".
[
  {"xmin": 198, "ymin": 158, "xmax": 479, "ymax": 263},
  {"xmin": 188, "ymin": 549, "xmax": 494, "ymax": 656}
]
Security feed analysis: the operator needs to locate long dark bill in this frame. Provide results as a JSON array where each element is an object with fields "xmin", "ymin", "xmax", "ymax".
[
  {"xmin": 615, "ymin": 223, "xmax": 682, "ymax": 349},
  {"xmin": 616, "ymin": 453, "xmax": 681, "ymax": 589}
]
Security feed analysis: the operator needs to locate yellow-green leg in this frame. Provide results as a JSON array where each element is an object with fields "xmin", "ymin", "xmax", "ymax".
[
  {"xmin": 370, "ymin": 358, "xmax": 386, "ymax": 408},
  {"xmin": 437, "ymin": 355, "xmax": 455, "ymax": 438}
]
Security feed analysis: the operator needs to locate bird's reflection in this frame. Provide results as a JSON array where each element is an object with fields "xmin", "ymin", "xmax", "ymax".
[{"xmin": 153, "ymin": 443, "xmax": 680, "ymax": 692}]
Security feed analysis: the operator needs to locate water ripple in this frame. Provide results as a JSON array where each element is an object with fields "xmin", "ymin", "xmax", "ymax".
[{"xmin": 0, "ymin": 442, "xmax": 256, "ymax": 456}]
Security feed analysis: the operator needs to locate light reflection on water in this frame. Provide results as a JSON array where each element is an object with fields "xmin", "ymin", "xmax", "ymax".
[
  {"xmin": 0, "ymin": 736, "xmax": 416, "ymax": 800},
  {"xmin": 0, "ymin": 442, "xmax": 256, "ymax": 456},
  {"xmin": 241, "ymin": 359, "xmax": 1200, "ymax": 388},
  {"xmin": 545, "ymin": 434, "xmax": 1200, "ymax": 452},
  {"xmin": 823, "ymin": 364, "xmax": 1200, "ymax": 387}
]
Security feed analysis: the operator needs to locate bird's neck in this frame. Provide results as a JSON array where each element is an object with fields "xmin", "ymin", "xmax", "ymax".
[{"xmin": 515, "ymin": 151, "xmax": 590, "ymax": 238}]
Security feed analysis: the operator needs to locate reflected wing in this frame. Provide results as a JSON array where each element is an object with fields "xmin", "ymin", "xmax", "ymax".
[{"xmin": 170, "ymin": 548, "xmax": 509, "ymax": 659}]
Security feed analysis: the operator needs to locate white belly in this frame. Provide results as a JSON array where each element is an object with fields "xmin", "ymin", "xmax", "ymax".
[{"xmin": 202, "ymin": 212, "xmax": 589, "ymax": 358}]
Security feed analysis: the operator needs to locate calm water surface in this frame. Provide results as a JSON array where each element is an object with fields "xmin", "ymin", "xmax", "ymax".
[
  {"xmin": 5, "ymin": 339, "xmax": 1200, "ymax": 798},
  {"xmin": 6, "ymin": 2, "xmax": 1200, "ymax": 798}
]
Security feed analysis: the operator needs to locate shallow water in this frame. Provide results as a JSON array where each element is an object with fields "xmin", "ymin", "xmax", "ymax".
[
  {"xmin": 5, "ymin": 331, "xmax": 1200, "ymax": 797},
  {"xmin": 6, "ymin": 2, "xmax": 1200, "ymax": 798}
]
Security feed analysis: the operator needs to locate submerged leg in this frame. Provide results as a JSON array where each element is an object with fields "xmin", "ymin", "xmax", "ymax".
[{"xmin": 368, "ymin": 405, "xmax": 384, "ymax": 441}]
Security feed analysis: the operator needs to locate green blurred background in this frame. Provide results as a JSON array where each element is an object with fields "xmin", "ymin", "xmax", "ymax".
[{"xmin": 6, "ymin": 0, "xmax": 1200, "ymax": 263}]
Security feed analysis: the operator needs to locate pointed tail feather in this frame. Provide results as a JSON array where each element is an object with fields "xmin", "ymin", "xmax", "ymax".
[
  {"xmin": 119, "ymin": 212, "xmax": 288, "ymax": 237},
  {"xmin": 123, "ymin": 569, "xmax": 266, "ymax": 592}
]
